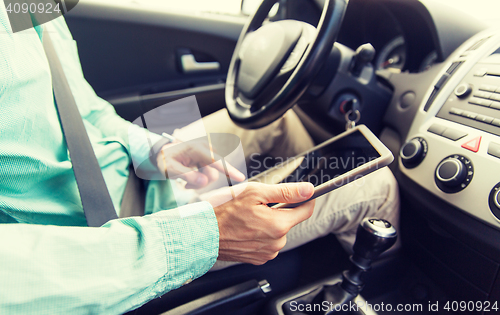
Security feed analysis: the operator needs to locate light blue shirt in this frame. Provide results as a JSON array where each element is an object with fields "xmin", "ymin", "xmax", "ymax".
[{"xmin": 0, "ymin": 6, "xmax": 219, "ymax": 314}]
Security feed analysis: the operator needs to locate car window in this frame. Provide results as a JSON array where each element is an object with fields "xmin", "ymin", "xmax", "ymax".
[
  {"xmin": 139, "ymin": 0, "xmax": 244, "ymax": 15},
  {"xmin": 89, "ymin": 0, "xmax": 278, "ymax": 16},
  {"xmin": 432, "ymin": 0, "xmax": 500, "ymax": 25},
  {"xmin": 95, "ymin": 0, "xmax": 244, "ymax": 15}
]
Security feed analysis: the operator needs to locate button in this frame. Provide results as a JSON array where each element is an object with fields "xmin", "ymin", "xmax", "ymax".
[
  {"xmin": 474, "ymin": 91, "xmax": 492, "ymax": 99},
  {"xmin": 490, "ymin": 94, "xmax": 500, "ymax": 102},
  {"xmin": 428, "ymin": 123, "xmax": 447, "ymax": 135},
  {"xmin": 475, "ymin": 114, "xmax": 494, "ymax": 124},
  {"xmin": 469, "ymin": 97, "xmax": 492, "ymax": 107},
  {"xmin": 461, "ymin": 111, "xmax": 477, "ymax": 120},
  {"xmin": 435, "ymin": 74, "xmax": 450, "ymax": 89},
  {"xmin": 442, "ymin": 128, "xmax": 468, "ymax": 141},
  {"xmin": 488, "ymin": 142, "xmax": 500, "ymax": 159},
  {"xmin": 479, "ymin": 84, "xmax": 498, "ymax": 92},
  {"xmin": 455, "ymin": 83, "xmax": 472, "ymax": 98},
  {"xmin": 492, "ymin": 119, "xmax": 500, "ymax": 127},
  {"xmin": 496, "ymin": 86, "xmax": 500, "ymax": 94},
  {"xmin": 474, "ymin": 68, "xmax": 488, "ymax": 77},
  {"xmin": 182, "ymin": 278, "xmax": 193, "ymax": 285},
  {"xmin": 450, "ymin": 108, "xmax": 463, "ymax": 116},
  {"xmin": 490, "ymin": 101, "xmax": 500, "ymax": 110},
  {"xmin": 461, "ymin": 136, "xmax": 481, "ymax": 152}
]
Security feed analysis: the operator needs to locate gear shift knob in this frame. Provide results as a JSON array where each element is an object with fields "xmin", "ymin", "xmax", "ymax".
[
  {"xmin": 281, "ymin": 218, "xmax": 397, "ymax": 314},
  {"xmin": 340, "ymin": 218, "xmax": 397, "ymax": 296},
  {"xmin": 353, "ymin": 218, "xmax": 398, "ymax": 261}
]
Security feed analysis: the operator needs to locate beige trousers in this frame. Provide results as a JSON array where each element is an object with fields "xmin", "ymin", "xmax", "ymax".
[{"xmin": 173, "ymin": 108, "xmax": 400, "ymax": 269}]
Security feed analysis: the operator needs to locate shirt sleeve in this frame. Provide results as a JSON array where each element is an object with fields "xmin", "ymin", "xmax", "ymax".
[
  {"xmin": 46, "ymin": 17, "xmax": 166, "ymax": 179},
  {"xmin": 0, "ymin": 201, "xmax": 219, "ymax": 315}
]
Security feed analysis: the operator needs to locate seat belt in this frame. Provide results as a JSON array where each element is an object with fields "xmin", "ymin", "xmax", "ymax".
[{"xmin": 42, "ymin": 30, "xmax": 118, "ymax": 227}]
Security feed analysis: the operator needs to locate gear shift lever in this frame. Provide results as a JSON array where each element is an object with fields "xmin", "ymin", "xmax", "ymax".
[
  {"xmin": 282, "ymin": 218, "xmax": 397, "ymax": 315},
  {"xmin": 340, "ymin": 218, "xmax": 398, "ymax": 296}
]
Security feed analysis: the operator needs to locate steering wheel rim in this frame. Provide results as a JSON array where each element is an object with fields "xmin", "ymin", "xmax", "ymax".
[{"xmin": 225, "ymin": 0, "xmax": 348, "ymax": 129}]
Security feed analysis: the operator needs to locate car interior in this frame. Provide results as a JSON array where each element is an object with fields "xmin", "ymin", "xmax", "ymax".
[{"xmin": 63, "ymin": 0, "xmax": 500, "ymax": 313}]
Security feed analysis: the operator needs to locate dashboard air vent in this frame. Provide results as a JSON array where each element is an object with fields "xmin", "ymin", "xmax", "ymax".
[
  {"xmin": 446, "ymin": 61, "xmax": 462, "ymax": 75},
  {"xmin": 465, "ymin": 36, "xmax": 491, "ymax": 52},
  {"xmin": 424, "ymin": 61, "xmax": 464, "ymax": 111}
]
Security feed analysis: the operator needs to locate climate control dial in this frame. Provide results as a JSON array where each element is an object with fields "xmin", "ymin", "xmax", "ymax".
[
  {"xmin": 400, "ymin": 137, "xmax": 428, "ymax": 168},
  {"xmin": 435, "ymin": 155, "xmax": 473, "ymax": 193}
]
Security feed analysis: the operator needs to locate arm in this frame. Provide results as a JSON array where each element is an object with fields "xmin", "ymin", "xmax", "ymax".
[
  {"xmin": 46, "ymin": 19, "xmax": 242, "ymax": 185},
  {"xmin": 0, "ymin": 202, "xmax": 218, "ymax": 315},
  {"xmin": 46, "ymin": 17, "xmax": 165, "ymax": 178}
]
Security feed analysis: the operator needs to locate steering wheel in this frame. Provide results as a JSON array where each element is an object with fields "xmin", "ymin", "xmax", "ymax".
[{"xmin": 225, "ymin": 0, "xmax": 348, "ymax": 129}]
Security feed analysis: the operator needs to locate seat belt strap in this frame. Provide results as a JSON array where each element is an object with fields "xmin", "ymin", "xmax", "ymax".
[{"xmin": 42, "ymin": 30, "xmax": 118, "ymax": 227}]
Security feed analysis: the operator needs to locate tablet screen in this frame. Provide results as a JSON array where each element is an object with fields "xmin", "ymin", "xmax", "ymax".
[{"xmin": 277, "ymin": 130, "xmax": 381, "ymax": 187}]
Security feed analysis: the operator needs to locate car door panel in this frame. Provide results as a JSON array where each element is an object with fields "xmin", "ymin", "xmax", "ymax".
[{"xmin": 65, "ymin": 2, "xmax": 246, "ymax": 121}]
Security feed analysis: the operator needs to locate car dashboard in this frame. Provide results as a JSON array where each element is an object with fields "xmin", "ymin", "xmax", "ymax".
[
  {"xmin": 365, "ymin": 3, "xmax": 500, "ymax": 304},
  {"xmin": 292, "ymin": 0, "xmax": 500, "ymax": 303},
  {"xmin": 402, "ymin": 29, "xmax": 500, "ymax": 231}
]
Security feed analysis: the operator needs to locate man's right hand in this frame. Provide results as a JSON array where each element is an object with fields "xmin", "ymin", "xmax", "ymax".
[{"xmin": 210, "ymin": 182, "xmax": 315, "ymax": 265}]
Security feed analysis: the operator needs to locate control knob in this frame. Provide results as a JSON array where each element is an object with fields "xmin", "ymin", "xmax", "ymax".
[
  {"xmin": 435, "ymin": 155, "xmax": 473, "ymax": 193},
  {"xmin": 436, "ymin": 158, "xmax": 466, "ymax": 186},
  {"xmin": 400, "ymin": 137, "xmax": 427, "ymax": 168},
  {"xmin": 454, "ymin": 83, "xmax": 472, "ymax": 98}
]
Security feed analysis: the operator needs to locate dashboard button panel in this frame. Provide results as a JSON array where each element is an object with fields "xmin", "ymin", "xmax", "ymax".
[{"xmin": 437, "ymin": 62, "xmax": 500, "ymax": 137}]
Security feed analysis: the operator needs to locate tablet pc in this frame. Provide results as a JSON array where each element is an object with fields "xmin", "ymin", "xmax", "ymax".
[{"xmin": 249, "ymin": 125, "xmax": 394, "ymax": 208}]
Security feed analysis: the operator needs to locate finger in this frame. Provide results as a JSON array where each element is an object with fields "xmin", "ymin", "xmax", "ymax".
[
  {"xmin": 200, "ymin": 165, "xmax": 219, "ymax": 184},
  {"xmin": 188, "ymin": 146, "xmax": 246, "ymax": 183},
  {"xmin": 274, "ymin": 199, "xmax": 315, "ymax": 229},
  {"xmin": 166, "ymin": 161, "xmax": 209, "ymax": 188},
  {"xmin": 260, "ymin": 182, "xmax": 314, "ymax": 204},
  {"xmin": 206, "ymin": 158, "xmax": 246, "ymax": 183}
]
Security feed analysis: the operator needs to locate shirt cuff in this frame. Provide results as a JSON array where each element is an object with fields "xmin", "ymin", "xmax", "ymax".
[
  {"xmin": 127, "ymin": 124, "xmax": 169, "ymax": 180},
  {"xmin": 154, "ymin": 201, "xmax": 219, "ymax": 291}
]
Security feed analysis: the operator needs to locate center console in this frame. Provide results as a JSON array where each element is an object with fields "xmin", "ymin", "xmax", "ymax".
[
  {"xmin": 399, "ymin": 27, "xmax": 500, "ymax": 303},
  {"xmin": 400, "ymin": 27, "xmax": 500, "ymax": 229}
]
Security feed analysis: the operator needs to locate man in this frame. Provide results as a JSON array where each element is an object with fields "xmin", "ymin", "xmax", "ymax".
[{"xmin": 0, "ymin": 8, "xmax": 399, "ymax": 315}]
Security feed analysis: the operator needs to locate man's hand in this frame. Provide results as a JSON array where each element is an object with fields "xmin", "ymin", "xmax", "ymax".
[
  {"xmin": 157, "ymin": 140, "xmax": 245, "ymax": 189},
  {"xmin": 210, "ymin": 182, "xmax": 315, "ymax": 265}
]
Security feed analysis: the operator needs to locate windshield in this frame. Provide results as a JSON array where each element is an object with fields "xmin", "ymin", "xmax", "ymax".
[{"xmin": 81, "ymin": 0, "xmax": 500, "ymax": 24}]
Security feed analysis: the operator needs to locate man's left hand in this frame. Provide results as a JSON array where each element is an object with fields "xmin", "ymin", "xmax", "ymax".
[{"xmin": 157, "ymin": 139, "xmax": 245, "ymax": 189}]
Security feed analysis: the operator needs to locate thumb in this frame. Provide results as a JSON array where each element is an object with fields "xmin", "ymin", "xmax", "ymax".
[{"xmin": 261, "ymin": 182, "xmax": 314, "ymax": 204}]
